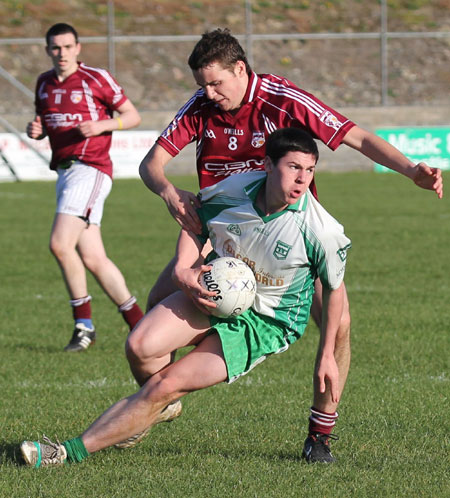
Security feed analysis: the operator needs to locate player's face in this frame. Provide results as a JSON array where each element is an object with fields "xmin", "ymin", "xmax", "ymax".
[
  {"xmin": 46, "ymin": 33, "xmax": 81, "ymax": 77},
  {"xmin": 264, "ymin": 151, "xmax": 316, "ymax": 214},
  {"xmin": 193, "ymin": 61, "xmax": 249, "ymax": 112}
]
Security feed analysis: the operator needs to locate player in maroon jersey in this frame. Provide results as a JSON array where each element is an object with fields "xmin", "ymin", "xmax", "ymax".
[
  {"xmin": 138, "ymin": 29, "xmax": 443, "ymax": 463},
  {"xmin": 26, "ymin": 23, "xmax": 144, "ymax": 352}
]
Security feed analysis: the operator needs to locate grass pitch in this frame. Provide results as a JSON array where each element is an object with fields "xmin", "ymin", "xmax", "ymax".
[{"xmin": 0, "ymin": 172, "xmax": 449, "ymax": 497}]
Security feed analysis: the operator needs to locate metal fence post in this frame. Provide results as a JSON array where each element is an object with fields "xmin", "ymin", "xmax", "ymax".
[
  {"xmin": 108, "ymin": 0, "xmax": 116, "ymax": 75},
  {"xmin": 245, "ymin": 0, "xmax": 254, "ymax": 68},
  {"xmin": 381, "ymin": 0, "xmax": 388, "ymax": 106}
]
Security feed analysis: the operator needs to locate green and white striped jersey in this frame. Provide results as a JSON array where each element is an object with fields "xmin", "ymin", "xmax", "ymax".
[{"xmin": 198, "ymin": 171, "xmax": 351, "ymax": 334}]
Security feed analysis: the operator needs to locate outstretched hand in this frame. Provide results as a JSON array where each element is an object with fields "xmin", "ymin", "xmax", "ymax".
[
  {"xmin": 164, "ymin": 187, "xmax": 202, "ymax": 234},
  {"xmin": 413, "ymin": 162, "xmax": 443, "ymax": 198}
]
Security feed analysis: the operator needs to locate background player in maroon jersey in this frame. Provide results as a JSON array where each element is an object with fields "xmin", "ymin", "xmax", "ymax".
[
  {"xmin": 138, "ymin": 29, "xmax": 443, "ymax": 463},
  {"xmin": 26, "ymin": 23, "xmax": 144, "ymax": 352}
]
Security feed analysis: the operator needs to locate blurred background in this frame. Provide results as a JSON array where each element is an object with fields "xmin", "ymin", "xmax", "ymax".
[{"xmin": 0, "ymin": 0, "xmax": 449, "ymax": 174}]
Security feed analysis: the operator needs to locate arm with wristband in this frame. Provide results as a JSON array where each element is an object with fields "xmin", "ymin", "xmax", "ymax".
[{"xmin": 77, "ymin": 99, "xmax": 141, "ymax": 137}]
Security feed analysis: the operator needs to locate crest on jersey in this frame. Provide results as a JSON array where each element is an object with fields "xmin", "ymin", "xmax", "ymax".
[
  {"xmin": 70, "ymin": 91, "xmax": 83, "ymax": 104},
  {"xmin": 319, "ymin": 111, "xmax": 342, "ymax": 131},
  {"xmin": 227, "ymin": 224, "xmax": 241, "ymax": 236},
  {"xmin": 251, "ymin": 132, "xmax": 265, "ymax": 148},
  {"xmin": 273, "ymin": 240, "xmax": 292, "ymax": 260},
  {"xmin": 337, "ymin": 243, "xmax": 352, "ymax": 262}
]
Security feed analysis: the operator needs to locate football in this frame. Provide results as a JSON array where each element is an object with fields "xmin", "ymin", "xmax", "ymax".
[{"xmin": 200, "ymin": 257, "xmax": 256, "ymax": 318}]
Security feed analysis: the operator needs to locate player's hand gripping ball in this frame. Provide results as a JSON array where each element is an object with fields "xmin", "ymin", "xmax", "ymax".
[{"xmin": 200, "ymin": 257, "xmax": 256, "ymax": 317}]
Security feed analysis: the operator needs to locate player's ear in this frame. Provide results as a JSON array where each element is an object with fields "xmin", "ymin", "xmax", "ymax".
[
  {"xmin": 234, "ymin": 60, "xmax": 247, "ymax": 77},
  {"xmin": 264, "ymin": 156, "xmax": 273, "ymax": 173}
]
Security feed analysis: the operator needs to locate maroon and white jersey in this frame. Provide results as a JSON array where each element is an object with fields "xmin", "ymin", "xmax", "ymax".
[
  {"xmin": 35, "ymin": 62, "xmax": 128, "ymax": 177},
  {"xmin": 157, "ymin": 72, "xmax": 355, "ymax": 192}
]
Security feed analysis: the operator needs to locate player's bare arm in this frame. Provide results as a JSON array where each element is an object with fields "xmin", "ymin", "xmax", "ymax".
[
  {"xmin": 172, "ymin": 229, "xmax": 217, "ymax": 312},
  {"xmin": 77, "ymin": 99, "xmax": 141, "ymax": 138},
  {"xmin": 316, "ymin": 284, "xmax": 345, "ymax": 404},
  {"xmin": 26, "ymin": 115, "xmax": 47, "ymax": 140},
  {"xmin": 139, "ymin": 143, "xmax": 202, "ymax": 233},
  {"xmin": 343, "ymin": 125, "xmax": 443, "ymax": 198}
]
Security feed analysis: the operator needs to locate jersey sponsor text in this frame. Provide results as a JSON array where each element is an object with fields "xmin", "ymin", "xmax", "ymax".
[
  {"xmin": 44, "ymin": 113, "xmax": 83, "ymax": 128},
  {"xmin": 204, "ymin": 158, "xmax": 265, "ymax": 179}
]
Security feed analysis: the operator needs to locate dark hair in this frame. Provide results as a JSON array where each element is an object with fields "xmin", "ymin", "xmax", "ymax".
[
  {"xmin": 266, "ymin": 128, "xmax": 319, "ymax": 166},
  {"xmin": 188, "ymin": 28, "xmax": 251, "ymax": 74},
  {"xmin": 46, "ymin": 23, "xmax": 79, "ymax": 46}
]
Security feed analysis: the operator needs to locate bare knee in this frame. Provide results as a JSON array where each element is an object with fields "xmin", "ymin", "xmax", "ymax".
[
  {"xmin": 125, "ymin": 325, "xmax": 162, "ymax": 366},
  {"xmin": 49, "ymin": 238, "xmax": 71, "ymax": 262},
  {"xmin": 81, "ymin": 252, "xmax": 109, "ymax": 274},
  {"xmin": 125, "ymin": 329, "xmax": 147, "ymax": 365}
]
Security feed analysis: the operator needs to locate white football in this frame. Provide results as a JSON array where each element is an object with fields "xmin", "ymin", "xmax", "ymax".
[{"xmin": 200, "ymin": 257, "xmax": 256, "ymax": 318}]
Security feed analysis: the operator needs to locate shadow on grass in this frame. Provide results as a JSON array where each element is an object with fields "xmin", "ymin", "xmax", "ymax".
[
  {"xmin": 2, "ymin": 439, "xmax": 303, "ymax": 468},
  {"xmin": 0, "ymin": 441, "xmax": 25, "ymax": 466},
  {"xmin": 11, "ymin": 341, "xmax": 71, "ymax": 354},
  {"xmin": 144, "ymin": 441, "xmax": 303, "ymax": 463}
]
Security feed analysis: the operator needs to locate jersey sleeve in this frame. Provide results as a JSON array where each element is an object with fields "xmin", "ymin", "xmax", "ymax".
[
  {"xmin": 302, "ymin": 196, "xmax": 351, "ymax": 289},
  {"xmin": 273, "ymin": 76, "xmax": 355, "ymax": 150},
  {"xmin": 95, "ymin": 68, "xmax": 128, "ymax": 111},
  {"xmin": 156, "ymin": 90, "xmax": 204, "ymax": 157},
  {"xmin": 195, "ymin": 175, "xmax": 252, "ymax": 245},
  {"xmin": 310, "ymin": 230, "xmax": 351, "ymax": 290},
  {"xmin": 195, "ymin": 183, "xmax": 230, "ymax": 245}
]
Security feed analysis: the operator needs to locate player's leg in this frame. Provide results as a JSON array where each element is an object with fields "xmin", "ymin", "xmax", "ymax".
[
  {"xmin": 126, "ymin": 290, "xmax": 211, "ymax": 386},
  {"xmin": 49, "ymin": 212, "xmax": 90, "ymax": 298},
  {"xmin": 49, "ymin": 212, "xmax": 97, "ymax": 351},
  {"xmin": 304, "ymin": 278, "xmax": 351, "ymax": 463},
  {"xmin": 114, "ymin": 290, "xmax": 213, "ymax": 449},
  {"xmin": 146, "ymin": 256, "xmax": 178, "ymax": 311},
  {"xmin": 77, "ymin": 224, "xmax": 144, "ymax": 331},
  {"xmin": 21, "ymin": 310, "xmax": 226, "ymax": 466},
  {"xmin": 146, "ymin": 239, "xmax": 212, "ymax": 311},
  {"xmin": 82, "ymin": 332, "xmax": 226, "ymax": 454},
  {"xmin": 77, "ymin": 224, "xmax": 129, "ymax": 304},
  {"xmin": 73, "ymin": 169, "xmax": 143, "ymax": 332},
  {"xmin": 50, "ymin": 165, "xmax": 103, "ymax": 350}
]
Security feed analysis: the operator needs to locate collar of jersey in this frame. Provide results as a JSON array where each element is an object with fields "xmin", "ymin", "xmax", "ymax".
[
  {"xmin": 244, "ymin": 176, "xmax": 308, "ymax": 221},
  {"xmin": 243, "ymin": 72, "xmax": 260, "ymax": 104},
  {"xmin": 51, "ymin": 61, "xmax": 81, "ymax": 83}
]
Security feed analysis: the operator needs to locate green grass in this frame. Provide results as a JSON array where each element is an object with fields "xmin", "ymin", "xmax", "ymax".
[{"xmin": 0, "ymin": 172, "xmax": 449, "ymax": 497}]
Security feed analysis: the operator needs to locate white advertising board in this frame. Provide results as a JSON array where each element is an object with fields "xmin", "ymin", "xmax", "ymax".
[{"xmin": 0, "ymin": 130, "xmax": 158, "ymax": 182}]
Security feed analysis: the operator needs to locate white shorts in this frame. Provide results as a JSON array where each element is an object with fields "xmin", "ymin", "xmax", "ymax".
[{"xmin": 56, "ymin": 162, "xmax": 112, "ymax": 226}]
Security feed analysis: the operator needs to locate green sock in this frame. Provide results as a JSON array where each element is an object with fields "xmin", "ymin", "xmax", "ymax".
[{"xmin": 63, "ymin": 437, "xmax": 90, "ymax": 463}]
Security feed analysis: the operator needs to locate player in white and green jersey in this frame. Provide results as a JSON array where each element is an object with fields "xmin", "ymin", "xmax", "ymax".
[
  {"xmin": 20, "ymin": 128, "xmax": 351, "ymax": 468},
  {"xmin": 196, "ymin": 168, "xmax": 350, "ymax": 384},
  {"xmin": 198, "ymin": 170, "xmax": 350, "ymax": 335}
]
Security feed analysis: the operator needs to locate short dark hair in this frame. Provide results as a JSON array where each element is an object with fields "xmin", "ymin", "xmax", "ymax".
[
  {"xmin": 266, "ymin": 128, "xmax": 319, "ymax": 166},
  {"xmin": 46, "ymin": 23, "xmax": 79, "ymax": 46},
  {"xmin": 188, "ymin": 28, "xmax": 251, "ymax": 74}
]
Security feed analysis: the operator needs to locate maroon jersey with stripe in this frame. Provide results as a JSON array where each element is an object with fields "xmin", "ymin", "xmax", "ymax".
[
  {"xmin": 157, "ymin": 72, "xmax": 355, "ymax": 194},
  {"xmin": 35, "ymin": 62, "xmax": 128, "ymax": 177}
]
